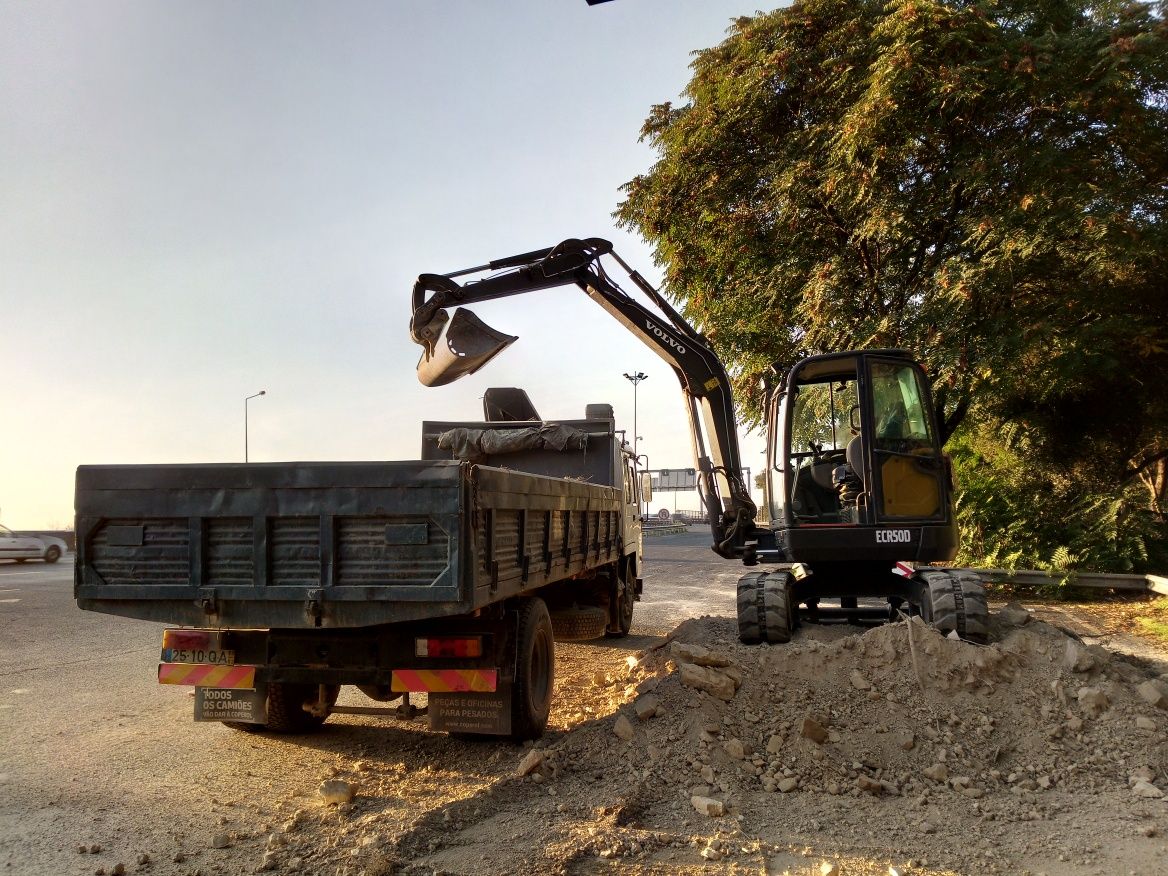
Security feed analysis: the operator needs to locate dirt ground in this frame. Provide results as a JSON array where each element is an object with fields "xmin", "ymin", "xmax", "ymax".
[{"xmin": 10, "ymin": 543, "xmax": 1168, "ymax": 876}]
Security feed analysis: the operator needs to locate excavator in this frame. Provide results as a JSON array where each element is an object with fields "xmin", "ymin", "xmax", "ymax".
[{"xmin": 409, "ymin": 237, "xmax": 988, "ymax": 644}]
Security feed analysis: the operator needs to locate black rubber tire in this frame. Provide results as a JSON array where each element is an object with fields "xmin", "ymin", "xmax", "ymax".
[
  {"xmin": 225, "ymin": 683, "xmax": 340, "ymax": 734},
  {"xmin": 605, "ymin": 563, "xmax": 636, "ymax": 638},
  {"xmin": 510, "ymin": 598, "xmax": 554, "ymax": 741},
  {"xmin": 43, "ymin": 545, "xmax": 61, "ymax": 564},
  {"xmin": 917, "ymin": 570, "xmax": 989, "ymax": 644},
  {"xmin": 736, "ymin": 571, "xmax": 766, "ymax": 644},
  {"xmin": 759, "ymin": 572, "xmax": 795, "ymax": 644},
  {"xmin": 550, "ymin": 605, "xmax": 608, "ymax": 641}
]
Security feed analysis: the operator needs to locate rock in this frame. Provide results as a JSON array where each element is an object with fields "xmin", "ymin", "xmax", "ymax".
[
  {"xmin": 1131, "ymin": 781, "xmax": 1164, "ymax": 799},
  {"xmin": 857, "ymin": 775, "xmax": 884, "ymax": 795},
  {"xmin": 895, "ymin": 731, "xmax": 916, "ymax": 751},
  {"xmin": 923, "ymin": 764, "xmax": 949, "ymax": 783},
  {"xmin": 679, "ymin": 663, "xmax": 737, "ymax": 701},
  {"xmin": 317, "ymin": 780, "xmax": 357, "ymax": 806},
  {"xmin": 89, "ymin": 845, "xmax": 102, "ymax": 854},
  {"xmin": 962, "ymin": 787, "xmax": 985, "ymax": 799},
  {"xmin": 671, "ymin": 642, "xmax": 733, "ymax": 667},
  {"xmin": 701, "ymin": 765, "xmax": 715, "ymax": 785},
  {"xmin": 1136, "ymin": 679, "xmax": 1168, "ymax": 710},
  {"xmin": 799, "ymin": 717, "xmax": 828, "ymax": 745},
  {"xmin": 212, "ymin": 833, "xmax": 231, "ymax": 849},
  {"xmin": 850, "ymin": 670, "xmax": 873, "ymax": 691},
  {"xmin": 778, "ymin": 777, "xmax": 799, "ymax": 793},
  {"xmin": 723, "ymin": 738, "xmax": 746, "ymax": 760},
  {"xmin": 820, "ymin": 862, "xmax": 840, "ymax": 876},
  {"xmin": 635, "ymin": 676, "xmax": 660, "ymax": 695},
  {"xmin": 700, "ymin": 847, "xmax": 722, "ymax": 861},
  {"xmin": 633, "ymin": 694, "xmax": 660, "ymax": 721},
  {"xmin": 999, "ymin": 602, "xmax": 1031, "ymax": 626},
  {"xmin": 1135, "ymin": 716, "xmax": 1156, "ymax": 731},
  {"xmin": 172, "ymin": 852, "xmax": 186, "ymax": 863},
  {"xmin": 767, "ymin": 734, "xmax": 784, "ymax": 754},
  {"xmin": 691, "ymin": 795, "xmax": 724, "ymax": 817},
  {"xmin": 1077, "ymin": 686, "xmax": 1110, "ymax": 716},
  {"xmin": 111, "ymin": 865, "xmax": 125, "ymax": 876},
  {"xmin": 257, "ymin": 851, "xmax": 278, "ymax": 872},
  {"xmin": 135, "ymin": 853, "xmax": 150, "ymax": 866},
  {"xmin": 613, "ymin": 715, "xmax": 635, "ymax": 741},
  {"xmin": 517, "ymin": 750, "xmax": 545, "ymax": 777},
  {"xmin": 1129, "ymin": 766, "xmax": 1156, "ymax": 785},
  {"xmin": 920, "ymin": 821, "xmax": 936, "ymax": 834},
  {"xmin": 1063, "ymin": 641, "xmax": 1097, "ymax": 673}
]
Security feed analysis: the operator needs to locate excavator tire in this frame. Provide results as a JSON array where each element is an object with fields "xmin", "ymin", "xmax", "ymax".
[
  {"xmin": 917, "ymin": 570, "xmax": 989, "ymax": 644},
  {"xmin": 738, "ymin": 571, "xmax": 795, "ymax": 644}
]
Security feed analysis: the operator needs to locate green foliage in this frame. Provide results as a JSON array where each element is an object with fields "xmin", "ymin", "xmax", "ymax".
[
  {"xmin": 618, "ymin": 0, "xmax": 1168, "ymax": 570},
  {"xmin": 949, "ymin": 423, "xmax": 1168, "ymax": 575},
  {"xmin": 618, "ymin": 0, "xmax": 1168, "ymax": 441}
]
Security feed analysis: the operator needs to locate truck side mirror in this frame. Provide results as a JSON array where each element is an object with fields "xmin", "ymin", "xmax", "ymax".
[{"xmin": 640, "ymin": 472, "xmax": 653, "ymax": 503}]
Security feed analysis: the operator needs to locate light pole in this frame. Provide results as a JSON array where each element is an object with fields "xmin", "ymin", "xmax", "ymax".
[
  {"xmin": 622, "ymin": 371, "xmax": 647, "ymax": 456},
  {"xmin": 245, "ymin": 391, "xmax": 266, "ymax": 462}
]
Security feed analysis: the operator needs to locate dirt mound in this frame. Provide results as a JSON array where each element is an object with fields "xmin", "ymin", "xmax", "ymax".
[{"xmin": 257, "ymin": 609, "xmax": 1168, "ymax": 875}]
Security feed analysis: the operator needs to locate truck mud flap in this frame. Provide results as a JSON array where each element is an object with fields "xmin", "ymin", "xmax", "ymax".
[
  {"xmin": 194, "ymin": 684, "xmax": 267, "ymax": 724},
  {"xmin": 428, "ymin": 685, "xmax": 512, "ymax": 735}
]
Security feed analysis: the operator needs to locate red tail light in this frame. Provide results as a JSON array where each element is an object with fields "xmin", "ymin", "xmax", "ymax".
[
  {"xmin": 163, "ymin": 629, "xmax": 212, "ymax": 650},
  {"xmin": 415, "ymin": 637, "xmax": 483, "ymax": 658}
]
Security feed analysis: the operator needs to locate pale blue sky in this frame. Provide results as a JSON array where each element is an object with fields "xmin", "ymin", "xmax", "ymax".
[{"xmin": 0, "ymin": 0, "xmax": 766, "ymax": 528}]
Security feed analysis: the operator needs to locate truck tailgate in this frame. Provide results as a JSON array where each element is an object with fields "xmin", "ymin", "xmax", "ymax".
[{"xmin": 75, "ymin": 461, "xmax": 468, "ymax": 628}]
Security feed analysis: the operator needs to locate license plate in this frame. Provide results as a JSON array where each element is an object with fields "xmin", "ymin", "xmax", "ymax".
[{"xmin": 162, "ymin": 647, "xmax": 235, "ymax": 665}]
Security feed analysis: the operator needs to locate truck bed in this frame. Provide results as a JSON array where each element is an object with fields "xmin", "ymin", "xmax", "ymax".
[{"xmin": 75, "ymin": 460, "xmax": 623, "ymax": 628}]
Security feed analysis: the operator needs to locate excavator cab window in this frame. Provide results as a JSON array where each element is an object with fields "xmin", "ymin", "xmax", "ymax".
[
  {"xmin": 868, "ymin": 360, "xmax": 944, "ymax": 519},
  {"xmin": 780, "ymin": 377, "xmax": 858, "ymax": 525}
]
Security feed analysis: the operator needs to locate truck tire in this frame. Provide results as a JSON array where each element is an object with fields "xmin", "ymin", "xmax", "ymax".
[
  {"xmin": 605, "ymin": 563, "xmax": 636, "ymax": 638},
  {"xmin": 550, "ymin": 605, "xmax": 608, "ymax": 642},
  {"xmin": 511, "ymin": 598, "xmax": 554, "ymax": 741},
  {"xmin": 738, "ymin": 571, "xmax": 795, "ymax": 644},
  {"xmin": 226, "ymin": 683, "xmax": 340, "ymax": 734},
  {"xmin": 917, "ymin": 570, "xmax": 989, "ymax": 644}
]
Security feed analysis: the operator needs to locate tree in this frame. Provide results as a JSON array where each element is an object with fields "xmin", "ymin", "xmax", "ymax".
[{"xmin": 617, "ymin": 0, "xmax": 1168, "ymax": 504}]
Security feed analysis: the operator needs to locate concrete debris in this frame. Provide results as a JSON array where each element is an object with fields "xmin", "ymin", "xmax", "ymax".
[
  {"xmin": 212, "ymin": 833, "xmax": 231, "ymax": 849},
  {"xmin": 670, "ymin": 642, "xmax": 733, "ymax": 667},
  {"xmin": 678, "ymin": 662, "xmax": 738, "ymax": 701},
  {"xmin": 820, "ymin": 862, "xmax": 840, "ymax": 876},
  {"xmin": 613, "ymin": 715, "xmax": 635, "ymax": 741},
  {"xmin": 849, "ymin": 670, "xmax": 873, "ymax": 690},
  {"xmin": 1131, "ymin": 781, "xmax": 1164, "ymax": 799},
  {"xmin": 690, "ymin": 795, "xmax": 724, "ymax": 817},
  {"xmin": 778, "ymin": 777, "xmax": 799, "ymax": 793},
  {"xmin": 317, "ymin": 780, "xmax": 357, "ymax": 806},
  {"xmin": 1136, "ymin": 679, "xmax": 1168, "ymax": 709},
  {"xmin": 1077, "ymin": 686, "xmax": 1110, "ymax": 716},
  {"xmin": 799, "ymin": 716, "xmax": 828, "ymax": 745},
  {"xmin": 998, "ymin": 602, "xmax": 1032, "ymax": 626},
  {"xmin": 517, "ymin": 750, "xmax": 545, "ymax": 777},
  {"xmin": 1063, "ymin": 640, "xmax": 1098, "ymax": 673},
  {"xmin": 856, "ymin": 775, "xmax": 884, "ymax": 795},
  {"xmin": 923, "ymin": 764, "xmax": 949, "ymax": 783},
  {"xmin": 633, "ymin": 694, "xmax": 660, "ymax": 721}
]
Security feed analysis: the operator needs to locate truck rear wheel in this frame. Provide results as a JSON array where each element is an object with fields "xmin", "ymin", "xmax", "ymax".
[
  {"xmin": 226, "ymin": 683, "xmax": 340, "ymax": 734},
  {"xmin": 606, "ymin": 563, "xmax": 636, "ymax": 638},
  {"xmin": 511, "ymin": 598, "xmax": 554, "ymax": 741}
]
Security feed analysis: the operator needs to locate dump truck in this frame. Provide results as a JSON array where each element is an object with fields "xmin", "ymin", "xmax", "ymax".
[{"xmin": 74, "ymin": 389, "xmax": 644, "ymax": 739}]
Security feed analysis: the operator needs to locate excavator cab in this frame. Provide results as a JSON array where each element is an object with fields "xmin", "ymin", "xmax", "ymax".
[{"xmin": 764, "ymin": 350, "xmax": 959, "ymax": 565}]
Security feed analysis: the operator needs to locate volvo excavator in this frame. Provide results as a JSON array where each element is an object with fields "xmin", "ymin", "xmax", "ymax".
[{"xmin": 409, "ymin": 237, "xmax": 989, "ymax": 644}]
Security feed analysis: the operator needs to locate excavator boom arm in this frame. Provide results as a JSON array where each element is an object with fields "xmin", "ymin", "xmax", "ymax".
[{"xmin": 409, "ymin": 238, "xmax": 759, "ymax": 559}]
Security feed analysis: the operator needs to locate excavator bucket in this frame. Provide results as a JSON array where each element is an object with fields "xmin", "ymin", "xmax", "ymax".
[{"xmin": 416, "ymin": 308, "xmax": 518, "ymax": 387}]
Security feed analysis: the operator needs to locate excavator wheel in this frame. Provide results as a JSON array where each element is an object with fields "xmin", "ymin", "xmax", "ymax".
[
  {"xmin": 916, "ymin": 570, "xmax": 989, "ymax": 644},
  {"xmin": 737, "ymin": 571, "xmax": 795, "ymax": 645}
]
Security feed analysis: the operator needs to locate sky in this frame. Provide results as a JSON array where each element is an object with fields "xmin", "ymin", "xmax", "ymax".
[{"xmin": 0, "ymin": 0, "xmax": 768, "ymax": 530}]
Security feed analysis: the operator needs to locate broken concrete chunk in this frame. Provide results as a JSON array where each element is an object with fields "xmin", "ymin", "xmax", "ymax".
[
  {"xmin": 799, "ymin": 717, "xmax": 829, "ymax": 745},
  {"xmin": 849, "ymin": 670, "xmax": 873, "ymax": 691},
  {"xmin": 778, "ymin": 777, "xmax": 799, "ymax": 793},
  {"xmin": 1131, "ymin": 780, "xmax": 1164, "ymax": 799},
  {"xmin": 517, "ymin": 750, "xmax": 545, "ymax": 777},
  {"xmin": 633, "ymin": 694, "xmax": 660, "ymax": 721},
  {"xmin": 722, "ymin": 738, "xmax": 746, "ymax": 760},
  {"xmin": 671, "ymin": 642, "xmax": 733, "ymax": 667},
  {"xmin": 766, "ymin": 734, "xmax": 784, "ymax": 755},
  {"xmin": 679, "ymin": 663, "xmax": 738, "ymax": 701},
  {"xmin": 999, "ymin": 602, "xmax": 1032, "ymax": 626},
  {"xmin": 1136, "ymin": 679, "xmax": 1168, "ymax": 710},
  {"xmin": 691, "ymin": 795, "xmax": 725, "ymax": 817},
  {"xmin": 1077, "ymin": 686, "xmax": 1110, "ymax": 716},
  {"xmin": 1063, "ymin": 640, "xmax": 1098, "ymax": 673},
  {"xmin": 318, "ymin": 780, "xmax": 357, "ymax": 806},
  {"xmin": 856, "ymin": 775, "xmax": 884, "ymax": 795},
  {"xmin": 923, "ymin": 763, "xmax": 949, "ymax": 783},
  {"xmin": 613, "ymin": 715, "xmax": 635, "ymax": 741}
]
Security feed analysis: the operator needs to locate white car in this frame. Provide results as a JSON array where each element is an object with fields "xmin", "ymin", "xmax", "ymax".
[{"xmin": 0, "ymin": 525, "xmax": 65, "ymax": 563}]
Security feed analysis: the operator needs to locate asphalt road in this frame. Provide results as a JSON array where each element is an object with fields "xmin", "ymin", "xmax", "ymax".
[{"xmin": 0, "ymin": 532, "xmax": 743, "ymax": 874}]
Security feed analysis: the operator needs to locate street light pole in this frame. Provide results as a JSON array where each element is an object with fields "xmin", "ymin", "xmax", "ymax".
[
  {"xmin": 245, "ymin": 391, "xmax": 266, "ymax": 462},
  {"xmin": 622, "ymin": 371, "xmax": 647, "ymax": 456}
]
